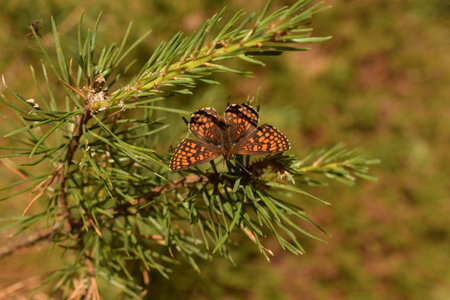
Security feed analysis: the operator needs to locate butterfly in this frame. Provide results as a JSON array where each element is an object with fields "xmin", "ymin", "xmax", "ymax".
[{"xmin": 169, "ymin": 103, "xmax": 290, "ymax": 170}]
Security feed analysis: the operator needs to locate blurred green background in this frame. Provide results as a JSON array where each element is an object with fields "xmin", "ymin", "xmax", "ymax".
[{"xmin": 1, "ymin": 0, "xmax": 449, "ymax": 299}]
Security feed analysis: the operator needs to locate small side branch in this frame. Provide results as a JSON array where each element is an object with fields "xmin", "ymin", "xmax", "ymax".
[{"xmin": 0, "ymin": 228, "xmax": 55, "ymax": 260}]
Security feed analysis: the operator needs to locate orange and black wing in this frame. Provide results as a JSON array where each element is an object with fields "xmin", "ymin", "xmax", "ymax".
[
  {"xmin": 189, "ymin": 108, "xmax": 223, "ymax": 144},
  {"xmin": 225, "ymin": 103, "xmax": 259, "ymax": 142},
  {"xmin": 234, "ymin": 124, "xmax": 290, "ymax": 155},
  {"xmin": 169, "ymin": 139, "xmax": 221, "ymax": 170}
]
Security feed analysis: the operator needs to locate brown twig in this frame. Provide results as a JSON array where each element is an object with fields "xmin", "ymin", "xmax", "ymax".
[
  {"xmin": 58, "ymin": 110, "xmax": 92, "ymax": 233},
  {"xmin": 0, "ymin": 228, "xmax": 56, "ymax": 260},
  {"xmin": 150, "ymin": 174, "xmax": 207, "ymax": 194}
]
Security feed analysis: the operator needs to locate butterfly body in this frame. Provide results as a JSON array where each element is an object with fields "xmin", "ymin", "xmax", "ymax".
[{"xmin": 170, "ymin": 103, "xmax": 290, "ymax": 170}]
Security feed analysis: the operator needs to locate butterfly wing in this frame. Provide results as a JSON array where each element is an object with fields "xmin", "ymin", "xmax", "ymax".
[
  {"xmin": 189, "ymin": 108, "xmax": 223, "ymax": 145},
  {"xmin": 233, "ymin": 124, "xmax": 290, "ymax": 155},
  {"xmin": 170, "ymin": 138, "xmax": 222, "ymax": 170},
  {"xmin": 225, "ymin": 103, "xmax": 259, "ymax": 142}
]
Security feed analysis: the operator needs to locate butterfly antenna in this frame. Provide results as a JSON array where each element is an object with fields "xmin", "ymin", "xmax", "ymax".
[
  {"xmin": 226, "ymin": 95, "xmax": 231, "ymax": 107},
  {"xmin": 232, "ymin": 157, "xmax": 253, "ymax": 175},
  {"xmin": 256, "ymin": 87, "xmax": 261, "ymax": 112}
]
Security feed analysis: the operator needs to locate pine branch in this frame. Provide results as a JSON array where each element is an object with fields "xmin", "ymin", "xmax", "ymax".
[
  {"xmin": 0, "ymin": 1, "xmax": 379, "ymax": 298},
  {"xmin": 294, "ymin": 142, "xmax": 380, "ymax": 186},
  {"xmin": 85, "ymin": 1, "xmax": 330, "ymax": 111},
  {"xmin": 0, "ymin": 227, "xmax": 55, "ymax": 260}
]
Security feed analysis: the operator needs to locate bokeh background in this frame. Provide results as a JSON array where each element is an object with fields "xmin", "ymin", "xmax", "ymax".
[{"xmin": 1, "ymin": 0, "xmax": 449, "ymax": 299}]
